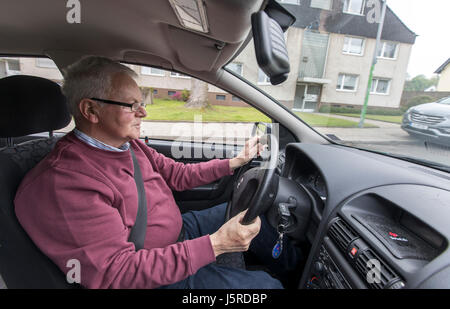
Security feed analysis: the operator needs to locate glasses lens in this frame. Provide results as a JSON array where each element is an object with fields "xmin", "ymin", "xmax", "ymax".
[{"xmin": 132, "ymin": 102, "xmax": 146, "ymax": 112}]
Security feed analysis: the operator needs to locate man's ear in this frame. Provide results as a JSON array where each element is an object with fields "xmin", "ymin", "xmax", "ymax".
[{"xmin": 79, "ymin": 99, "xmax": 100, "ymax": 123}]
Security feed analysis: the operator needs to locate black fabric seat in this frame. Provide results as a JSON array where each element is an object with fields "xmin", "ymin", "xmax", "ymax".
[{"xmin": 0, "ymin": 75, "xmax": 75, "ymax": 288}]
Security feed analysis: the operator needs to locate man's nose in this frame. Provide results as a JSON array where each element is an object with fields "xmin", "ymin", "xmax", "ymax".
[{"xmin": 136, "ymin": 105, "xmax": 147, "ymax": 117}]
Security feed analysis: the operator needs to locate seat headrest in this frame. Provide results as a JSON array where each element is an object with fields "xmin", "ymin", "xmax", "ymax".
[{"xmin": 0, "ymin": 75, "xmax": 71, "ymax": 137}]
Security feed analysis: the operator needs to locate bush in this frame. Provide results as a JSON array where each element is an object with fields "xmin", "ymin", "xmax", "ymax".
[
  {"xmin": 170, "ymin": 91, "xmax": 183, "ymax": 101},
  {"xmin": 181, "ymin": 89, "xmax": 190, "ymax": 102},
  {"xmin": 401, "ymin": 95, "xmax": 435, "ymax": 112},
  {"xmin": 170, "ymin": 90, "xmax": 190, "ymax": 102},
  {"xmin": 319, "ymin": 105, "xmax": 403, "ymax": 116}
]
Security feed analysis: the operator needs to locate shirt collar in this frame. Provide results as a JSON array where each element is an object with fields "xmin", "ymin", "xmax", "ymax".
[{"xmin": 73, "ymin": 129, "xmax": 130, "ymax": 152}]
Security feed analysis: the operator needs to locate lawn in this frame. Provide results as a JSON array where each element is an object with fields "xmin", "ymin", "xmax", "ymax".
[
  {"xmin": 295, "ymin": 112, "xmax": 376, "ymax": 128},
  {"xmin": 334, "ymin": 113, "xmax": 403, "ymax": 124},
  {"xmin": 144, "ymin": 99, "xmax": 375, "ymax": 128},
  {"xmin": 144, "ymin": 99, "xmax": 271, "ymax": 122}
]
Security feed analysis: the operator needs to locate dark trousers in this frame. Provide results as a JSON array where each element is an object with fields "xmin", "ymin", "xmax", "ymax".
[{"xmin": 159, "ymin": 203, "xmax": 301, "ymax": 289}]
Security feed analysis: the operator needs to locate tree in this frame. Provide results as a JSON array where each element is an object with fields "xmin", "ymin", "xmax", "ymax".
[
  {"xmin": 184, "ymin": 78, "xmax": 210, "ymax": 109},
  {"xmin": 404, "ymin": 75, "xmax": 439, "ymax": 92},
  {"xmin": 141, "ymin": 87, "xmax": 154, "ymax": 105}
]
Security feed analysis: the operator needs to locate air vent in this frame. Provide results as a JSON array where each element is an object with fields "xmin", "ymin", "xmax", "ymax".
[
  {"xmin": 328, "ymin": 218, "xmax": 359, "ymax": 252},
  {"xmin": 355, "ymin": 249, "xmax": 399, "ymax": 289}
]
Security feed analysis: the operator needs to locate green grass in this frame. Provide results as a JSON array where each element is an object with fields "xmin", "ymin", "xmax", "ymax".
[
  {"xmin": 144, "ymin": 99, "xmax": 375, "ymax": 127},
  {"xmin": 334, "ymin": 113, "xmax": 403, "ymax": 124},
  {"xmin": 144, "ymin": 99, "xmax": 270, "ymax": 122},
  {"xmin": 295, "ymin": 112, "xmax": 377, "ymax": 128}
]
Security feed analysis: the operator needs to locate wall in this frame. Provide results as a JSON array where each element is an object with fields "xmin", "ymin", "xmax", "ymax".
[
  {"xmin": 437, "ymin": 66, "xmax": 450, "ymax": 92},
  {"xmin": 231, "ymin": 28, "xmax": 303, "ymax": 103},
  {"xmin": 321, "ymin": 33, "xmax": 412, "ymax": 109},
  {"xmin": 132, "ymin": 64, "xmax": 248, "ymax": 106},
  {"xmin": 19, "ymin": 58, "xmax": 63, "ymax": 81}
]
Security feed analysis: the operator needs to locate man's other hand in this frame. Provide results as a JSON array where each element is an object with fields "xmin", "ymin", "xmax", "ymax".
[{"xmin": 229, "ymin": 136, "xmax": 266, "ymax": 171}]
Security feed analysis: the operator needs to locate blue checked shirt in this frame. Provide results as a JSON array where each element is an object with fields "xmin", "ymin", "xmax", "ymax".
[{"xmin": 73, "ymin": 129, "xmax": 130, "ymax": 152}]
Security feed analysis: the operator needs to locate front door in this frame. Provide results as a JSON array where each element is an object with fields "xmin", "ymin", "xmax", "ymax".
[
  {"xmin": 294, "ymin": 84, "xmax": 321, "ymax": 112},
  {"xmin": 304, "ymin": 85, "xmax": 320, "ymax": 112},
  {"xmin": 294, "ymin": 84, "xmax": 306, "ymax": 110}
]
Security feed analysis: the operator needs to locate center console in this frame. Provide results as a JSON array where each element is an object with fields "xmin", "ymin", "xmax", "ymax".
[
  {"xmin": 303, "ymin": 190, "xmax": 447, "ymax": 289},
  {"xmin": 306, "ymin": 217, "xmax": 405, "ymax": 289}
]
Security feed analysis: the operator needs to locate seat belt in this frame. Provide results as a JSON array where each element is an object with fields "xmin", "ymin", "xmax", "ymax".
[{"xmin": 128, "ymin": 148, "xmax": 148, "ymax": 251}]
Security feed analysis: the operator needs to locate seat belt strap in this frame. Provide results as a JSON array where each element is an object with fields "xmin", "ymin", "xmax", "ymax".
[{"xmin": 128, "ymin": 148, "xmax": 148, "ymax": 251}]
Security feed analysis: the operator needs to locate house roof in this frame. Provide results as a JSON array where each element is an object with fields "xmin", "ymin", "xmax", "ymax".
[
  {"xmin": 281, "ymin": 1, "xmax": 417, "ymax": 44},
  {"xmin": 435, "ymin": 58, "xmax": 450, "ymax": 74}
]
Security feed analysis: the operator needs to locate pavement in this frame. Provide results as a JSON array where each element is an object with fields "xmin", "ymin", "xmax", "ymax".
[
  {"xmin": 137, "ymin": 114, "xmax": 413, "ymax": 145},
  {"xmin": 60, "ymin": 114, "xmax": 412, "ymax": 145},
  {"xmin": 309, "ymin": 114, "xmax": 449, "ymax": 167},
  {"xmin": 309, "ymin": 113, "xmax": 413, "ymax": 144}
]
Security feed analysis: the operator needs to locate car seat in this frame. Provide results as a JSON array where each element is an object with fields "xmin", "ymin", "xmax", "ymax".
[{"xmin": 0, "ymin": 75, "xmax": 75, "ymax": 288}]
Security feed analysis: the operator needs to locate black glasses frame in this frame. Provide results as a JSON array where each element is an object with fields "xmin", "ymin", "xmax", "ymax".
[{"xmin": 90, "ymin": 97, "xmax": 146, "ymax": 112}]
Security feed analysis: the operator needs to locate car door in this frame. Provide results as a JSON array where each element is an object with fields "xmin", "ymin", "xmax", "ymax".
[
  {"xmin": 146, "ymin": 138, "xmax": 261, "ymax": 213},
  {"xmin": 132, "ymin": 63, "xmax": 272, "ymax": 213}
]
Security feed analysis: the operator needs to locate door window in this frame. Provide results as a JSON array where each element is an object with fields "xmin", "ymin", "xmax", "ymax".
[{"xmin": 127, "ymin": 63, "xmax": 271, "ymax": 146}]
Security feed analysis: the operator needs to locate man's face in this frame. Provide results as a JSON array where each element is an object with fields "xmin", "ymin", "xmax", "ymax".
[{"xmin": 95, "ymin": 72, "xmax": 146, "ymax": 147}]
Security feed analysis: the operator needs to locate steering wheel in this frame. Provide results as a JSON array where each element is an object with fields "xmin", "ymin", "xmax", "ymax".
[{"xmin": 225, "ymin": 124, "xmax": 280, "ymax": 225}]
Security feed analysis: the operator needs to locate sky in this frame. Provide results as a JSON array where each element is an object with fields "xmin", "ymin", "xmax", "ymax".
[{"xmin": 387, "ymin": 0, "xmax": 450, "ymax": 78}]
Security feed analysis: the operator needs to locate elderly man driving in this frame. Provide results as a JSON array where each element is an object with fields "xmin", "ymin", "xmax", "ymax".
[{"xmin": 14, "ymin": 56, "xmax": 299, "ymax": 289}]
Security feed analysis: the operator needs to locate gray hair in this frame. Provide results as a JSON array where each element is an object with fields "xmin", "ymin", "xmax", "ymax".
[{"xmin": 62, "ymin": 56, "xmax": 138, "ymax": 119}]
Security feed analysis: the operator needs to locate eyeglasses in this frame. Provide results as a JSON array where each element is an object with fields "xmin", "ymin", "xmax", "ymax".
[{"xmin": 90, "ymin": 97, "xmax": 146, "ymax": 112}]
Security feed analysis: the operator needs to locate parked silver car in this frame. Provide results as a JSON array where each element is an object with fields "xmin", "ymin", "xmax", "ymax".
[{"xmin": 402, "ymin": 97, "xmax": 450, "ymax": 146}]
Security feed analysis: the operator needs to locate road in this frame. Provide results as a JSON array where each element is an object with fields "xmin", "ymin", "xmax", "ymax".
[{"xmin": 312, "ymin": 114, "xmax": 449, "ymax": 167}]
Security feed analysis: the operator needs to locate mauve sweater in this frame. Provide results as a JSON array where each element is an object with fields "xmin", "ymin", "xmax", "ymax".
[{"xmin": 14, "ymin": 132, "xmax": 233, "ymax": 288}]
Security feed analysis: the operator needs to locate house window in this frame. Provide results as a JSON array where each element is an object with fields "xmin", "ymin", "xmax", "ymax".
[
  {"xmin": 277, "ymin": 0, "xmax": 301, "ymax": 5},
  {"xmin": 216, "ymin": 94, "xmax": 226, "ymax": 101},
  {"xmin": 310, "ymin": 0, "xmax": 331, "ymax": 10},
  {"xmin": 371, "ymin": 78, "xmax": 391, "ymax": 94},
  {"xmin": 170, "ymin": 72, "xmax": 190, "ymax": 78},
  {"xmin": 337, "ymin": 73, "xmax": 359, "ymax": 91},
  {"xmin": 36, "ymin": 58, "xmax": 57, "ymax": 68},
  {"xmin": 168, "ymin": 91, "xmax": 176, "ymax": 96},
  {"xmin": 226, "ymin": 62, "xmax": 243, "ymax": 76},
  {"xmin": 141, "ymin": 66, "xmax": 165, "ymax": 76},
  {"xmin": 257, "ymin": 69, "xmax": 271, "ymax": 85},
  {"xmin": 343, "ymin": 0, "xmax": 365, "ymax": 15},
  {"xmin": 6, "ymin": 59, "xmax": 20, "ymax": 71},
  {"xmin": 232, "ymin": 95, "xmax": 241, "ymax": 102},
  {"xmin": 377, "ymin": 41, "xmax": 398, "ymax": 59},
  {"xmin": 343, "ymin": 37, "xmax": 365, "ymax": 55}
]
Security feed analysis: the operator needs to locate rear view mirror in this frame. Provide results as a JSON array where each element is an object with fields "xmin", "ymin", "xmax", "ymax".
[{"xmin": 251, "ymin": 3, "xmax": 295, "ymax": 85}]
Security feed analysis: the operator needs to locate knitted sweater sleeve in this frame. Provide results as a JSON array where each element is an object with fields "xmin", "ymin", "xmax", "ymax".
[{"xmin": 137, "ymin": 141, "xmax": 234, "ymax": 191}]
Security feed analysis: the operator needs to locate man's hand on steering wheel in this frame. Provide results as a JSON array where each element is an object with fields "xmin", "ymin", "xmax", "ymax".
[
  {"xmin": 210, "ymin": 209, "xmax": 261, "ymax": 257},
  {"xmin": 229, "ymin": 136, "xmax": 267, "ymax": 171}
]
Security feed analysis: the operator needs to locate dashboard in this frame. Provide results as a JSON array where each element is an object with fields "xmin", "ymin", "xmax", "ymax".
[{"xmin": 276, "ymin": 143, "xmax": 450, "ymax": 289}]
